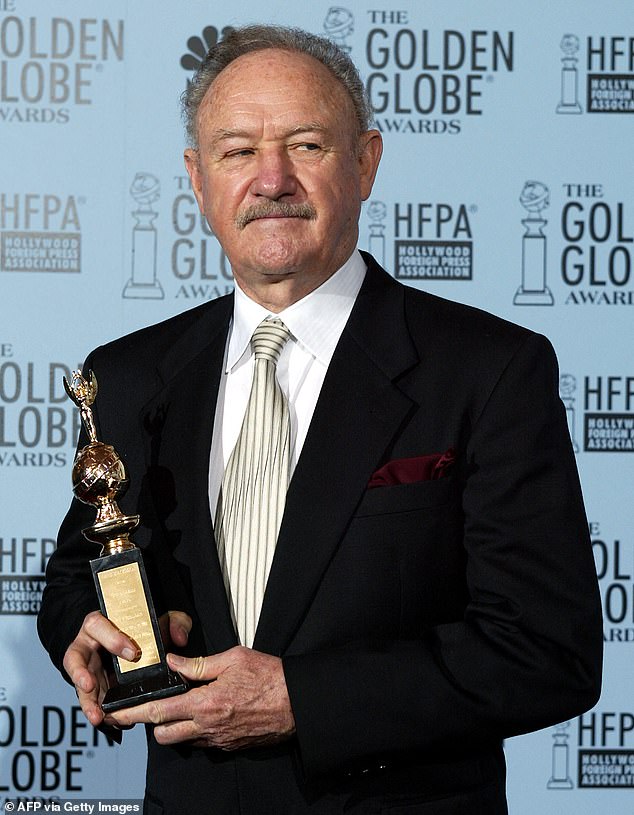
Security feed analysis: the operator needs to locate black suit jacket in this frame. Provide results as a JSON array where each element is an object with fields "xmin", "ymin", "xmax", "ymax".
[{"xmin": 39, "ymin": 255, "xmax": 602, "ymax": 814}]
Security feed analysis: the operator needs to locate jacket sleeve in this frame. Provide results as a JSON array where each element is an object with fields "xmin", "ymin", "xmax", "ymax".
[{"xmin": 282, "ymin": 332, "xmax": 603, "ymax": 778}]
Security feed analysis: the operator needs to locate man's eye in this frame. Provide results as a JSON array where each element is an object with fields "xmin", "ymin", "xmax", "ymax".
[
  {"xmin": 227, "ymin": 148, "xmax": 254, "ymax": 158},
  {"xmin": 298, "ymin": 143, "xmax": 321, "ymax": 151}
]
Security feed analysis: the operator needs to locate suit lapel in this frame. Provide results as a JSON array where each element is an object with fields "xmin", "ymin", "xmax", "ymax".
[
  {"xmin": 139, "ymin": 297, "xmax": 239, "ymax": 654},
  {"xmin": 254, "ymin": 260, "xmax": 420, "ymax": 654}
]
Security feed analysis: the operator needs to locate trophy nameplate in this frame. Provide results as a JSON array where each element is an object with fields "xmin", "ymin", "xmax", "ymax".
[{"xmin": 64, "ymin": 369, "xmax": 187, "ymax": 712}]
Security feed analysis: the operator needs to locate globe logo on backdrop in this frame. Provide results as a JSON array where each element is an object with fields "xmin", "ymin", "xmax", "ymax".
[
  {"xmin": 559, "ymin": 374, "xmax": 580, "ymax": 453},
  {"xmin": 323, "ymin": 7, "xmax": 354, "ymax": 53},
  {"xmin": 556, "ymin": 34, "xmax": 583, "ymax": 114},
  {"xmin": 123, "ymin": 173, "xmax": 164, "ymax": 300},
  {"xmin": 513, "ymin": 181, "xmax": 554, "ymax": 306}
]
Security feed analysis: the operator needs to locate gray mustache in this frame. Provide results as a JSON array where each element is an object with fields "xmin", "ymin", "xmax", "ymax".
[{"xmin": 236, "ymin": 201, "xmax": 317, "ymax": 229}]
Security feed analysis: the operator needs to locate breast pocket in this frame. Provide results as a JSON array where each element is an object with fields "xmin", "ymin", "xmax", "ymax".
[{"xmin": 354, "ymin": 477, "xmax": 457, "ymax": 518}]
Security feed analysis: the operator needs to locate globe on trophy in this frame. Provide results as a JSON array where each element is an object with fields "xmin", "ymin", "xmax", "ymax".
[
  {"xmin": 323, "ymin": 7, "xmax": 354, "ymax": 53},
  {"xmin": 513, "ymin": 181, "xmax": 554, "ymax": 306},
  {"xmin": 123, "ymin": 172, "xmax": 164, "ymax": 299},
  {"xmin": 63, "ymin": 369, "xmax": 187, "ymax": 712}
]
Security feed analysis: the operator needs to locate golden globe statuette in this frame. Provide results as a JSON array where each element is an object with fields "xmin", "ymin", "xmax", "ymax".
[{"xmin": 64, "ymin": 369, "xmax": 187, "ymax": 712}]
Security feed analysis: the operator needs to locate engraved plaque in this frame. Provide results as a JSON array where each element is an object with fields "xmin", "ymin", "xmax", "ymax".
[{"xmin": 97, "ymin": 562, "xmax": 161, "ymax": 672}]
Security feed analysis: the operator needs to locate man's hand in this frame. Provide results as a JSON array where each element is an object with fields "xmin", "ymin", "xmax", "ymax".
[
  {"xmin": 63, "ymin": 610, "xmax": 191, "ymax": 727},
  {"xmin": 110, "ymin": 646, "xmax": 296, "ymax": 750}
]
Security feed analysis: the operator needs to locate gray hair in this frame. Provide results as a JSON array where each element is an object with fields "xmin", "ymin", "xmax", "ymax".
[{"xmin": 181, "ymin": 24, "xmax": 372, "ymax": 148}]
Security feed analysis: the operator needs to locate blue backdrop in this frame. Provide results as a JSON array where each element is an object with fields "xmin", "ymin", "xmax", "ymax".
[{"xmin": 1, "ymin": 1, "xmax": 632, "ymax": 809}]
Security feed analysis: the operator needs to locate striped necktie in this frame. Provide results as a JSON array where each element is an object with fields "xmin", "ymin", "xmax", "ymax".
[{"xmin": 215, "ymin": 318, "xmax": 291, "ymax": 647}]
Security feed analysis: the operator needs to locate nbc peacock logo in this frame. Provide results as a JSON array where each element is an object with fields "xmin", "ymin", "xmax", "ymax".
[{"xmin": 180, "ymin": 26, "xmax": 235, "ymax": 82}]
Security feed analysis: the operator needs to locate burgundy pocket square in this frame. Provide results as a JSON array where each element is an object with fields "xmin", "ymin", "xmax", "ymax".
[{"xmin": 368, "ymin": 448, "xmax": 456, "ymax": 488}]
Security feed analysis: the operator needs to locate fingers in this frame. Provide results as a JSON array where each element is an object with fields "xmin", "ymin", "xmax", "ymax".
[
  {"xmin": 167, "ymin": 652, "xmax": 221, "ymax": 682},
  {"xmin": 83, "ymin": 610, "xmax": 142, "ymax": 660},
  {"xmin": 153, "ymin": 719, "xmax": 199, "ymax": 745},
  {"xmin": 71, "ymin": 648, "xmax": 111, "ymax": 727},
  {"xmin": 110, "ymin": 707, "xmax": 200, "ymax": 746},
  {"xmin": 63, "ymin": 611, "xmax": 141, "ymax": 726},
  {"xmin": 168, "ymin": 610, "xmax": 192, "ymax": 647},
  {"xmin": 63, "ymin": 613, "xmax": 140, "ymax": 688},
  {"xmin": 63, "ymin": 611, "xmax": 135, "ymax": 692},
  {"xmin": 109, "ymin": 684, "xmax": 203, "ymax": 729},
  {"xmin": 158, "ymin": 610, "xmax": 192, "ymax": 649}
]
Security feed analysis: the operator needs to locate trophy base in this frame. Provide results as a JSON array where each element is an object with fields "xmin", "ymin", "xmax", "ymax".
[
  {"xmin": 513, "ymin": 287, "xmax": 554, "ymax": 306},
  {"xmin": 547, "ymin": 778, "xmax": 574, "ymax": 789},
  {"xmin": 122, "ymin": 279, "xmax": 164, "ymax": 299},
  {"xmin": 556, "ymin": 103, "xmax": 582, "ymax": 114},
  {"xmin": 102, "ymin": 667, "xmax": 188, "ymax": 713}
]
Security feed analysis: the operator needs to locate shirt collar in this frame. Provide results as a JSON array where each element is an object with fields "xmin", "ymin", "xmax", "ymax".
[{"xmin": 226, "ymin": 250, "xmax": 366, "ymax": 372}]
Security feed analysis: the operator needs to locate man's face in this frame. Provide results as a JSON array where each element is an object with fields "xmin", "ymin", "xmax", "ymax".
[{"xmin": 184, "ymin": 48, "xmax": 382, "ymax": 303}]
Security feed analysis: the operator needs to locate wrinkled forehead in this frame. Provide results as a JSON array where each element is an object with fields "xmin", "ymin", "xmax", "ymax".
[
  {"xmin": 197, "ymin": 48, "xmax": 358, "ymax": 135},
  {"xmin": 208, "ymin": 48, "xmax": 339, "ymax": 93}
]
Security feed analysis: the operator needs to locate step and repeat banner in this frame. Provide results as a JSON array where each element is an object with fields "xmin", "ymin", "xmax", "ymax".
[{"xmin": 0, "ymin": 0, "xmax": 631, "ymax": 810}]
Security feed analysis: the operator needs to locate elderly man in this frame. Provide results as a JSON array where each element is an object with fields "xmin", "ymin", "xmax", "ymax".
[{"xmin": 39, "ymin": 24, "xmax": 602, "ymax": 815}]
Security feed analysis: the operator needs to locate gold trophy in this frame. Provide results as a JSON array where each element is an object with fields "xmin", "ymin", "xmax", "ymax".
[{"xmin": 64, "ymin": 369, "xmax": 187, "ymax": 712}]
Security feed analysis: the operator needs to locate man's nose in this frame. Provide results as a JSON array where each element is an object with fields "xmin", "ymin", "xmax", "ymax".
[{"xmin": 249, "ymin": 149, "xmax": 298, "ymax": 200}]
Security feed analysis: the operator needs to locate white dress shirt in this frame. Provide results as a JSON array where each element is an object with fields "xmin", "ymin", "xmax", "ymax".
[{"xmin": 208, "ymin": 249, "xmax": 366, "ymax": 527}]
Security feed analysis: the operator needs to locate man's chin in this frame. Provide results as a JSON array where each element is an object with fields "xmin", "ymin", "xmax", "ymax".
[{"xmin": 247, "ymin": 239, "xmax": 311, "ymax": 273}]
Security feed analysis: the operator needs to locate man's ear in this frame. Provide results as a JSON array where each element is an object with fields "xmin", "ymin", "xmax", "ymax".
[
  {"xmin": 184, "ymin": 148, "xmax": 204, "ymax": 213},
  {"xmin": 358, "ymin": 129, "xmax": 383, "ymax": 201}
]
